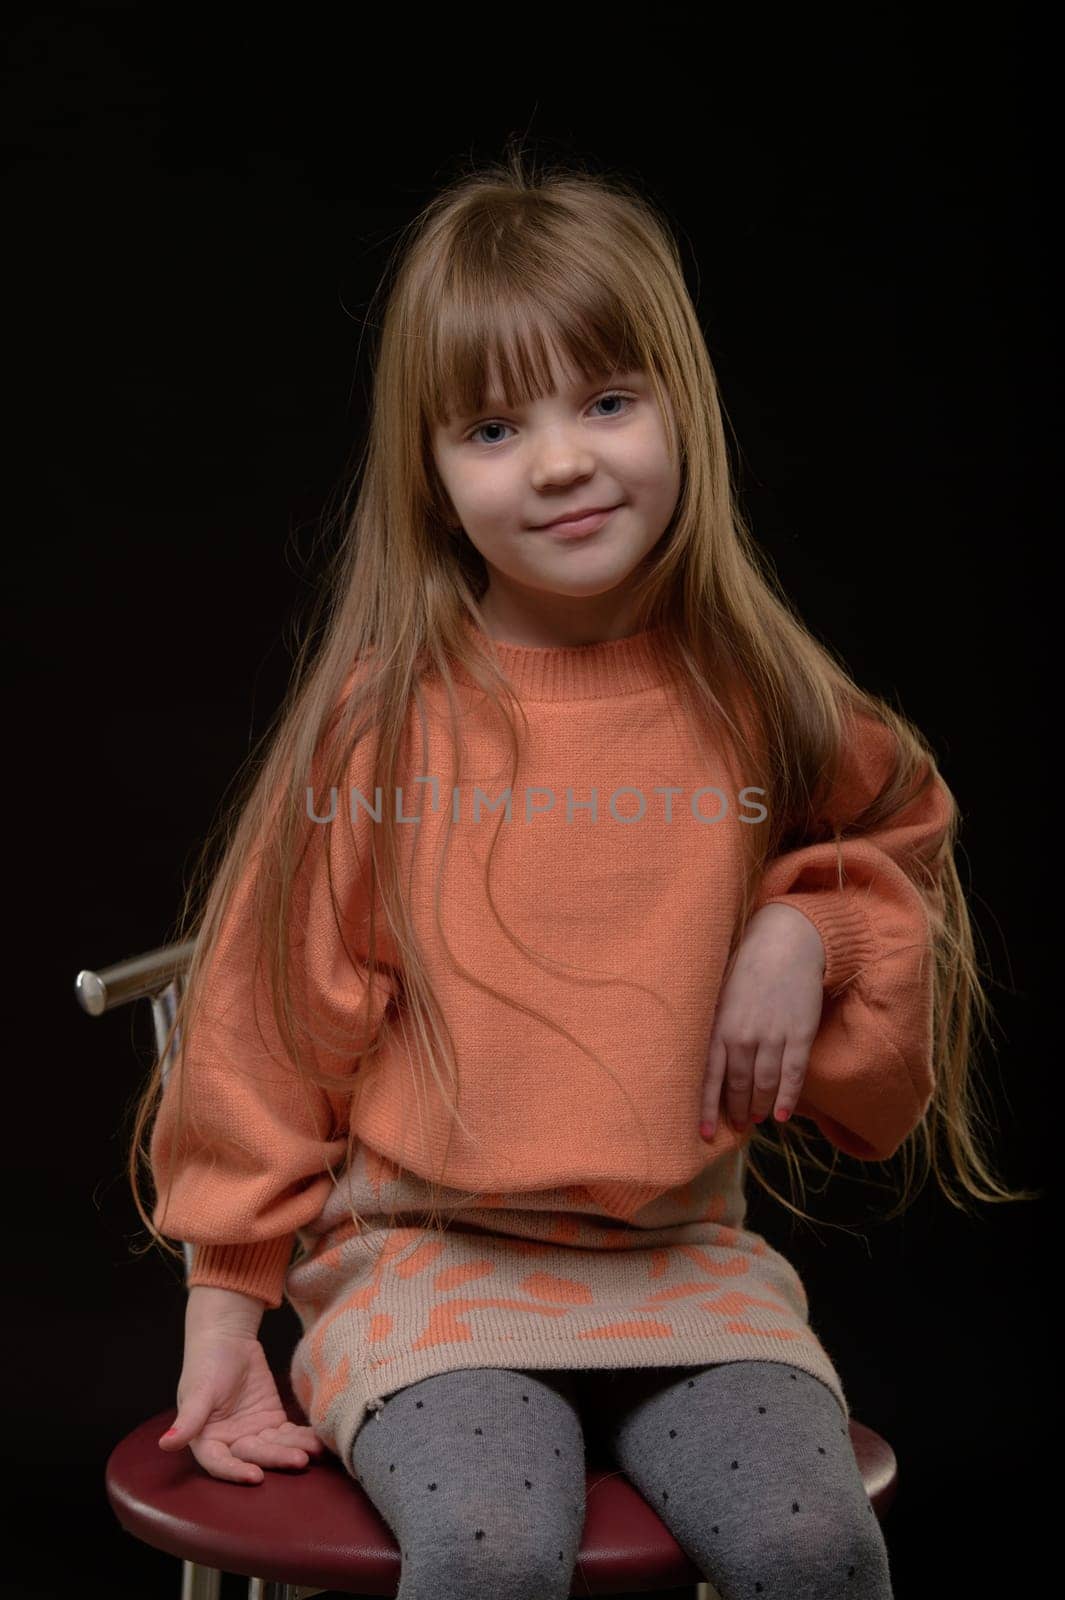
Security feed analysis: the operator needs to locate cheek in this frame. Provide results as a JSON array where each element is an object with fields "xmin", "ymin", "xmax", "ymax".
[
  {"xmin": 461, "ymin": 475, "xmax": 518, "ymax": 524},
  {"xmin": 613, "ymin": 428, "xmax": 675, "ymax": 489},
  {"xmin": 623, "ymin": 468, "xmax": 679, "ymax": 524}
]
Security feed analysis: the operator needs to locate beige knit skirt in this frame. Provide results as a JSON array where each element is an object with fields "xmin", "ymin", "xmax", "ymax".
[{"xmin": 285, "ymin": 1140, "xmax": 850, "ymax": 1479}]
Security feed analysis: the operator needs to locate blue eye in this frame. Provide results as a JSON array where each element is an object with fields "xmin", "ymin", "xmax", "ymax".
[{"xmin": 464, "ymin": 391, "xmax": 635, "ymax": 447}]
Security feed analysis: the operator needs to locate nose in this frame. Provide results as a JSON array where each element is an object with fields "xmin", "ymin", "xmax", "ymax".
[{"xmin": 530, "ymin": 439, "xmax": 597, "ymax": 488}]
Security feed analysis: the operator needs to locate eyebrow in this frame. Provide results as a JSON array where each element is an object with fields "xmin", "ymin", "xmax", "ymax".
[{"xmin": 452, "ymin": 369, "xmax": 641, "ymax": 423}]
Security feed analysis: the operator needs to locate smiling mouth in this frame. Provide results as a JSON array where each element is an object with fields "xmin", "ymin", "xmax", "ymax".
[{"xmin": 538, "ymin": 505, "xmax": 621, "ymax": 537}]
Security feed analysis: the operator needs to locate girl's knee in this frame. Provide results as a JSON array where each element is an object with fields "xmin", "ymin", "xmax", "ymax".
[
  {"xmin": 399, "ymin": 1523, "xmax": 577, "ymax": 1600},
  {"xmin": 714, "ymin": 1509, "xmax": 891, "ymax": 1598},
  {"xmin": 829, "ymin": 1512, "xmax": 893, "ymax": 1595}
]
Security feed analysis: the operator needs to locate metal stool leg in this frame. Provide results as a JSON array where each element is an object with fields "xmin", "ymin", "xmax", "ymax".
[
  {"xmin": 247, "ymin": 1582, "xmax": 328, "ymax": 1599},
  {"xmin": 180, "ymin": 1563, "xmax": 222, "ymax": 1600}
]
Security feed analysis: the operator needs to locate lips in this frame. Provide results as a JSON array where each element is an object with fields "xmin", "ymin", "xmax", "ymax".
[{"xmin": 537, "ymin": 503, "xmax": 620, "ymax": 529}]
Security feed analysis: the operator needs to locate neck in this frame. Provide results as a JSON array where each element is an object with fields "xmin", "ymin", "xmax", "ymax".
[{"xmin": 451, "ymin": 612, "xmax": 678, "ymax": 701}]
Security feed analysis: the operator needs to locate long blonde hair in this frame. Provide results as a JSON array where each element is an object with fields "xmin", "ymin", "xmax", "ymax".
[{"xmin": 126, "ymin": 138, "xmax": 1038, "ymax": 1293}]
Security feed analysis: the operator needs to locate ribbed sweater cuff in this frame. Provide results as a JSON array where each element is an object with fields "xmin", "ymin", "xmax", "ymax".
[
  {"xmin": 186, "ymin": 1235, "xmax": 295, "ymax": 1311},
  {"xmin": 757, "ymin": 892, "xmax": 877, "ymax": 995}
]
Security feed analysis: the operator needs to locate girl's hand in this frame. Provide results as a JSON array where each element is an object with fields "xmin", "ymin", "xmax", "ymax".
[
  {"xmin": 700, "ymin": 904, "xmax": 826, "ymax": 1139},
  {"xmin": 157, "ymin": 1330, "xmax": 326, "ymax": 1485}
]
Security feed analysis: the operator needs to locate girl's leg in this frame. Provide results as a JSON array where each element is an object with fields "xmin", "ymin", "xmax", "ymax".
[
  {"xmin": 350, "ymin": 1365, "xmax": 587, "ymax": 1600},
  {"xmin": 598, "ymin": 1360, "xmax": 894, "ymax": 1599}
]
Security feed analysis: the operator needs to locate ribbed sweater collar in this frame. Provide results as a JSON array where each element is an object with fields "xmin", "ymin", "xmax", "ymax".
[{"xmin": 453, "ymin": 612, "xmax": 678, "ymax": 701}]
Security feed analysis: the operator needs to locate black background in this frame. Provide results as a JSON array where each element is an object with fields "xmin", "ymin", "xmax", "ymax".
[{"xmin": 8, "ymin": 8, "xmax": 1054, "ymax": 1597}]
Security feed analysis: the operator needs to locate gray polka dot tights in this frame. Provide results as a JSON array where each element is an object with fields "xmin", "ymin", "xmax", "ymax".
[{"xmin": 349, "ymin": 1359, "xmax": 894, "ymax": 1600}]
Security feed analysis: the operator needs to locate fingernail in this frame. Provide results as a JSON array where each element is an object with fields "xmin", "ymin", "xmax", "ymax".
[
  {"xmin": 753, "ymin": 1114, "xmax": 765, "ymax": 1125},
  {"xmin": 775, "ymin": 1108, "xmax": 791, "ymax": 1122},
  {"xmin": 699, "ymin": 1121, "xmax": 716, "ymax": 1140}
]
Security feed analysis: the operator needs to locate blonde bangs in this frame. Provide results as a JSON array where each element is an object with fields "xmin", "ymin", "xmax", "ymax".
[{"xmin": 418, "ymin": 241, "xmax": 650, "ymax": 432}]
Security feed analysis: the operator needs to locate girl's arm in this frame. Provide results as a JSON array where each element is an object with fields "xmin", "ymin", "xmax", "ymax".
[
  {"xmin": 150, "ymin": 728, "xmax": 397, "ymax": 1311},
  {"xmin": 749, "ymin": 708, "xmax": 955, "ymax": 1160}
]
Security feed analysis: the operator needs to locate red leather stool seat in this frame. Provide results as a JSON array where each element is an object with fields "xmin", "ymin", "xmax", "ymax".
[{"xmin": 107, "ymin": 1371, "xmax": 897, "ymax": 1595}]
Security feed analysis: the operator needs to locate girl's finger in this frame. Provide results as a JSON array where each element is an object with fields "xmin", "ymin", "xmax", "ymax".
[
  {"xmin": 229, "ymin": 1435, "xmax": 312, "ymax": 1470},
  {"xmin": 723, "ymin": 1040, "xmax": 756, "ymax": 1130},
  {"xmin": 282, "ymin": 1423, "xmax": 325, "ymax": 1450},
  {"xmin": 748, "ymin": 1040, "xmax": 785, "ymax": 1125},
  {"xmin": 774, "ymin": 1043, "xmax": 812, "ymax": 1122},
  {"xmin": 261, "ymin": 1421, "xmax": 325, "ymax": 1456},
  {"xmin": 287, "ymin": 1428, "xmax": 325, "ymax": 1451},
  {"xmin": 195, "ymin": 1437, "xmax": 264, "ymax": 1484},
  {"xmin": 161, "ymin": 1385, "xmax": 214, "ymax": 1448},
  {"xmin": 700, "ymin": 1034, "xmax": 729, "ymax": 1136}
]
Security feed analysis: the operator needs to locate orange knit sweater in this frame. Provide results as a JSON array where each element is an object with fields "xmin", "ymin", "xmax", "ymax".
[{"xmin": 149, "ymin": 619, "xmax": 953, "ymax": 1460}]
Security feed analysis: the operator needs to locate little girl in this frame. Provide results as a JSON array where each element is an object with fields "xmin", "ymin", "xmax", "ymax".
[{"xmin": 134, "ymin": 143, "xmax": 1030, "ymax": 1600}]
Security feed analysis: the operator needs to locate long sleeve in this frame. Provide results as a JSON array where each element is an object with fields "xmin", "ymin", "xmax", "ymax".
[
  {"xmin": 752, "ymin": 709, "xmax": 955, "ymax": 1161},
  {"xmin": 149, "ymin": 728, "xmax": 398, "ymax": 1310}
]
